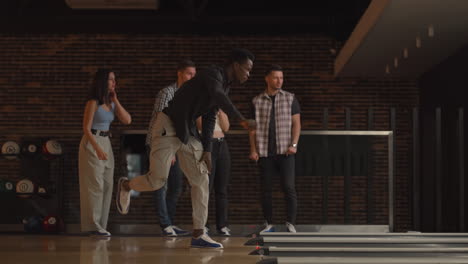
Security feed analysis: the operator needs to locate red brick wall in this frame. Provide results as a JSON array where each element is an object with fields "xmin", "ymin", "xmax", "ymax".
[{"xmin": 0, "ymin": 33, "xmax": 417, "ymax": 231}]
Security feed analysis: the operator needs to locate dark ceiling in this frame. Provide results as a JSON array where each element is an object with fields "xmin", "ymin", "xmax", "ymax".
[{"xmin": 0, "ymin": 0, "xmax": 370, "ymax": 41}]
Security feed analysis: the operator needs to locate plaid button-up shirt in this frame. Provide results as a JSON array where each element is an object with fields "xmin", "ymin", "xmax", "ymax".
[
  {"xmin": 252, "ymin": 89, "xmax": 294, "ymax": 157},
  {"xmin": 145, "ymin": 82, "xmax": 178, "ymax": 147}
]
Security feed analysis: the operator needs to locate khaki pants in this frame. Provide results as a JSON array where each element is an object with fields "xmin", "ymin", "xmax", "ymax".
[
  {"xmin": 145, "ymin": 112, "xmax": 209, "ymax": 229},
  {"xmin": 79, "ymin": 134, "xmax": 114, "ymax": 232}
]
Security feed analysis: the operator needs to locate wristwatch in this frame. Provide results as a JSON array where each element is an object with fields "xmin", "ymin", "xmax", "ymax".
[{"xmin": 291, "ymin": 143, "xmax": 298, "ymax": 148}]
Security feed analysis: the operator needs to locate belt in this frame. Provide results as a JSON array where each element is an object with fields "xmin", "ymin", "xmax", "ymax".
[
  {"xmin": 212, "ymin": 137, "xmax": 224, "ymax": 142},
  {"xmin": 91, "ymin": 129, "xmax": 111, "ymax": 137}
]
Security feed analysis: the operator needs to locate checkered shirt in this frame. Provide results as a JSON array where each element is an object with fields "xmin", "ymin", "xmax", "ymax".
[
  {"xmin": 145, "ymin": 82, "xmax": 178, "ymax": 146},
  {"xmin": 252, "ymin": 89, "xmax": 294, "ymax": 157}
]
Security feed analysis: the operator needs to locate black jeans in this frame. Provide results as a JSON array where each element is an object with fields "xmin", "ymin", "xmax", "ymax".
[
  {"xmin": 258, "ymin": 154, "xmax": 297, "ymax": 224},
  {"xmin": 208, "ymin": 138, "xmax": 231, "ymax": 230}
]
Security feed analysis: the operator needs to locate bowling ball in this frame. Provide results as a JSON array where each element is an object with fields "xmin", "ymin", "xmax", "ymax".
[
  {"xmin": 23, "ymin": 215, "xmax": 43, "ymax": 233},
  {"xmin": 0, "ymin": 179, "xmax": 14, "ymax": 194},
  {"xmin": 16, "ymin": 179, "xmax": 35, "ymax": 198},
  {"xmin": 21, "ymin": 142, "xmax": 39, "ymax": 158},
  {"xmin": 2, "ymin": 141, "xmax": 20, "ymax": 160},
  {"xmin": 4, "ymin": 181, "xmax": 14, "ymax": 193},
  {"xmin": 36, "ymin": 185, "xmax": 52, "ymax": 199},
  {"xmin": 42, "ymin": 215, "xmax": 63, "ymax": 233},
  {"xmin": 42, "ymin": 140, "xmax": 63, "ymax": 160}
]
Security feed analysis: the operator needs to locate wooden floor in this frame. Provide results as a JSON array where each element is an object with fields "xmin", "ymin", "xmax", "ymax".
[{"xmin": 0, "ymin": 235, "xmax": 262, "ymax": 264}]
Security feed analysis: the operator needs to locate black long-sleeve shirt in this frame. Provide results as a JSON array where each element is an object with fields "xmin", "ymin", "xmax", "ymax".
[{"xmin": 163, "ymin": 65, "xmax": 244, "ymax": 151}]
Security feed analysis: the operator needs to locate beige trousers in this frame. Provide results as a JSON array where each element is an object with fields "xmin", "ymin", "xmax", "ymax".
[
  {"xmin": 143, "ymin": 112, "xmax": 210, "ymax": 229},
  {"xmin": 78, "ymin": 134, "xmax": 114, "ymax": 232}
]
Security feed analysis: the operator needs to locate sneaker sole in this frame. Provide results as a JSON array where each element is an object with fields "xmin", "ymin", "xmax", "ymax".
[
  {"xmin": 90, "ymin": 234, "xmax": 111, "ymax": 237},
  {"xmin": 89, "ymin": 232, "xmax": 111, "ymax": 238},
  {"xmin": 191, "ymin": 244, "xmax": 223, "ymax": 249},
  {"xmin": 116, "ymin": 177, "xmax": 129, "ymax": 215}
]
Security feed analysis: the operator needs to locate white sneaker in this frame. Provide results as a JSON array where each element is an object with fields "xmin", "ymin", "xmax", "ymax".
[
  {"xmin": 116, "ymin": 177, "xmax": 131, "ymax": 214},
  {"xmin": 100, "ymin": 230, "xmax": 111, "ymax": 236},
  {"xmin": 285, "ymin": 222, "xmax": 297, "ymax": 233},
  {"xmin": 162, "ymin": 226, "xmax": 177, "ymax": 237},
  {"xmin": 261, "ymin": 224, "xmax": 275, "ymax": 233},
  {"xmin": 218, "ymin": 226, "xmax": 231, "ymax": 236}
]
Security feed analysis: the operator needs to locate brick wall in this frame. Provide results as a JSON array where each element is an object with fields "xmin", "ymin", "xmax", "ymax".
[{"xmin": 0, "ymin": 33, "xmax": 417, "ymax": 231}]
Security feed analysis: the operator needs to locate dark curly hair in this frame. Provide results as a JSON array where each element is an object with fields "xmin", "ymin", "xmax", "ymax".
[{"xmin": 225, "ymin": 48, "xmax": 255, "ymax": 66}]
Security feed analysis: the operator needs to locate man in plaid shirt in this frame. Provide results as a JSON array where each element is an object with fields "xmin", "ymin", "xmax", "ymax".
[
  {"xmin": 249, "ymin": 64, "xmax": 301, "ymax": 234},
  {"xmin": 146, "ymin": 59, "xmax": 196, "ymax": 237}
]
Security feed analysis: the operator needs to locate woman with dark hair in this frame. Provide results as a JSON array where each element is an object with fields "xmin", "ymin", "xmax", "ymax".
[{"xmin": 79, "ymin": 69, "xmax": 131, "ymax": 237}]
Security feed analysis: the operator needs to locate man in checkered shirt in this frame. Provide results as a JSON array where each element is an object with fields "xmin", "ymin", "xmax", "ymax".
[
  {"xmin": 146, "ymin": 59, "xmax": 196, "ymax": 237},
  {"xmin": 249, "ymin": 64, "xmax": 301, "ymax": 234}
]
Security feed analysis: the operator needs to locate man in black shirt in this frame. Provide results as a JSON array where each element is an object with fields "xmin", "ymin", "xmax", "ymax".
[{"xmin": 117, "ymin": 49, "xmax": 256, "ymax": 248}]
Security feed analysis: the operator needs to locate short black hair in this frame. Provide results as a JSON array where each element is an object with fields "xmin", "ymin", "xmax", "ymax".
[
  {"xmin": 226, "ymin": 48, "xmax": 255, "ymax": 65},
  {"xmin": 177, "ymin": 59, "xmax": 196, "ymax": 71},
  {"xmin": 264, "ymin": 64, "xmax": 283, "ymax": 76}
]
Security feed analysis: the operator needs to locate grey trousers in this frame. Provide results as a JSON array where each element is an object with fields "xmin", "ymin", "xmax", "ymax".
[
  {"xmin": 145, "ymin": 112, "xmax": 210, "ymax": 229},
  {"xmin": 79, "ymin": 134, "xmax": 114, "ymax": 232}
]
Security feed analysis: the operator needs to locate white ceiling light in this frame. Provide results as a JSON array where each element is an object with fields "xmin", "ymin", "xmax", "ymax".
[
  {"xmin": 416, "ymin": 36, "xmax": 422, "ymax": 48},
  {"xmin": 428, "ymin": 24, "xmax": 435, "ymax": 37},
  {"xmin": 403, "ymin": 48, "xmax": 409, "ymax": 59}
]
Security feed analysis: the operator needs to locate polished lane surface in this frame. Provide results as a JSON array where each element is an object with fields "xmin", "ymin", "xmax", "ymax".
[{"xmin": 0, "ymin": 235, "xmax": 262, "ymax": 264}]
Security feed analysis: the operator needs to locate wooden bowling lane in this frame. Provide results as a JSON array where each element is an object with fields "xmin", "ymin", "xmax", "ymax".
[{"xmin": 0, "ymin": 235, "xmax": 262, "ymax": 264}]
